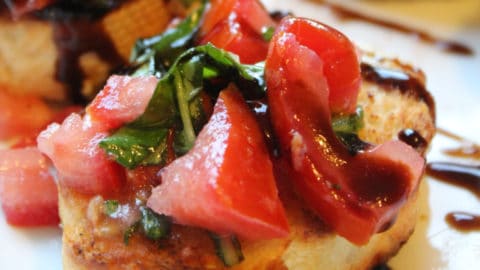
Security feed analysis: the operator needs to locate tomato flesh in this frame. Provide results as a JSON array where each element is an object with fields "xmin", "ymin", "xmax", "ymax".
[
  {"xmin": 37, "ymin": 113, "xmax": 125, "ymax": 195},
  {"xmin": 266, "ymin": 17, "xmax": 424, "ymax": 244},
  {"xmin": 148, "ymin": 85, "xmax": 289, "ymax": 240},
  {"xmin": 87, "ymin": 75, "xmax": 158, "ymax": 131},
  {"xmin": 199, "ymin": 0, "xmax": 275, "ymax": 64},
  {"xmin": 0, "ymin": 147, "xmax": 59, "ymax": 226}
]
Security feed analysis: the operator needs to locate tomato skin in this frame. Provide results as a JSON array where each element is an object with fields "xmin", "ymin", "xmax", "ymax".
[
  {"xmin": 37, "ymin": 113, "xmax": 125, "ymax": 195},
  {"xmin": 274, "ymin": 17, "xmax": 361, "ymax": 113},
  {"xmin": 266, "ymin": 17, "xmax": 424, "ymax": 245},
  {"xmin": 87, "ymin": 75, "xmax": 158, "ymax": 131},
  {"xmin": 148, "ymin": 85, "xmax": 289, "ymax": 240},
  {"xmin": 199, "ymin": 0, "xmax": 275, "ymax": 64},
  {"xmin": 0, "ymin": 147, "xmax": 59, "ymax": 226}
]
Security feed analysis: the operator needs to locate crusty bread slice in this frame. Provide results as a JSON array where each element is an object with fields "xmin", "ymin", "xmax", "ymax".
[
  {"xmin": 0, "ymin": 18, "xmax": 66, "ymax": 100},
  {"xmin": 0, "ymin": 0, "xmax": 171, "ymax": 101},
  {"xmin": 59, "ymin": 54, "xmax": 435, "ymax": 270}
]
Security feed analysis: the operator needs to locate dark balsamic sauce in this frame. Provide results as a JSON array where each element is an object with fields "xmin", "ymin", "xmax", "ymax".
[
  {"xmin": 437, "ymin": 128, "xmax": 480, "ymax": 160},
  {"xmin": 426, "ymin": 129, "xmax": 480, "ymax": 232},
  {"xmin": 35, "ymin": 1, "xmax": 127, "ymax": 104},
  {"xmin": 52, "ymin": 19, "xmax": 123, "ymax": 104},
  {"xmin": 398, "ymin": 129, "xmax": 427, "ymax": 153},
  {"xmin": 269, "ymin": 10, "xmax": 293, "ymax": 22},
  {"xmin": 372, "ymin": 263, "xmax": 392, "ymax": 270},
  {"xmin": 322, "ymin": 2, "xmax": 474, "ymax": 56},
  {"xmin": 360, "ymin": 63, "xmax": 435, "ymax": 119},
  {"xmin": 445, "ymin": 212, "xmax": 480, "ymax": 232},
  {"xmin": 426, "ymin": 162, "xmax": 480, "ymax": 198},
  {"xmin": 247, "ymin": 99, "xmax": 279, "ymax": 157}
]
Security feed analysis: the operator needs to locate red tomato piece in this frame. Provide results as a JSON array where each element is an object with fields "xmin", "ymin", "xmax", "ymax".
[
  {"xmin": 199, "ymin": 0, "xmax": 275, "ymax": 64},
  {"xmin": 271, "ymin": 17, "xmax": 361, "ymax": 113},
  {"xmin": 266, "ymin": 17, "xmax": 424, "ymax": 245},
  {"xmin": 0, "ymin": 147, "xmax": 59, "ymax": 226},
  {"xmin": 0, "ymin": 89, "xmax": 54, "ymax": 140},
  {"xmin": 37, "ymin": 113, "xmax": 125, "ymax": 195},
  {"xmin": 148, "ymin": 85, "xmax": 289, "ymax": 240},
  {"xmin": 87, "ymin": 75, "xmax": 158, "ymax": 131}
]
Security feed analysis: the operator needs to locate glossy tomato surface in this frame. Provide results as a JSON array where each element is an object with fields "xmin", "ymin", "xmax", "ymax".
[
  {"xmin": 199, "ymin": 0, "xmax": 275, "ymax": 64},
  {"xmin": 266, "ymin": 17, "xmax": 424, "ymax": 245},
  {"xmin": 148, "ymin": 85, "xmax": 289, "ymax": 240},
  {"xmin": 0, "ymin": 147, "xmax": 59, "ymax": 226}
]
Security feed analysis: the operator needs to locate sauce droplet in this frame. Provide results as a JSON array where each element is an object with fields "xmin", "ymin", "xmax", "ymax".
[
  {"xmin": 445, "ymin": 212, "xmax": 480, "ymax": 232},
  {"xmin": 398, "ymin": 129, "xmax": 427, "ymax": 153}
]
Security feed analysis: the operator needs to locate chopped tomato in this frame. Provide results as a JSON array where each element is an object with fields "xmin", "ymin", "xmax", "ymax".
[
  {"xmin": 266, "ymin": 17, "xmax": 424, "ymax": 245},
  {"xmin": 0, "ymin": 147, "xmax": 59, "ymax": 226},
  {"xmin": 199, "ymin": 0, "xmax": 275, "ymax": 64},
  {"xmin": 269, "ymin": 17, "xmax": 361, "ymax": 113},
  {"xmin": 0, "ymin": 89, "xmax": 54, "ymax": 141},
  {"xmin": 37, "ymin": 113, "xmax": 125, "ymax": 195},
  {"xmin": 87, "ymin": 75, "xmax": 158, "ymax": 131},
  {"xmin": 147, "ymin": 85, "xmax": 289, "ymax": 240}
]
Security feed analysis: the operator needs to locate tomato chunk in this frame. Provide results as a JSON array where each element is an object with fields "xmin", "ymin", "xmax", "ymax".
[
  {"xmin": 199, "ymin": 0, "xmax": 275, "ymax": 64},
  {"xmin": 269, "ymin": 17, "xmax": 361, "ymax": 113},
  {"xmin": 87, "ymin": 75, "xmax": 158, "ymax": 131},
  {"xmin": 37, "ymin": 113, "xmax": 125, "ymax": 195},
  {"xmin": 266, "ymin": 17, "xmax": 424, "ymax": 245},
  {"xmin": 147, "ymin": 85, "xmax": 289, "ymax": 240},
  {"xmin": 0, "ymin": 147, "xmax": 59, "ymax": 226}
]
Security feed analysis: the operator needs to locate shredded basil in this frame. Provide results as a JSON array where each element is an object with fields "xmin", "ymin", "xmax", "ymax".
[
  {"xmin": 101, "ymin": 44, "xmax": 266, "ymax": 169},
  {"xmin": 261, "ymin": 26, "xmax": 275, "ymax": 41},
  {"xmin": 332, "ymin": 106, "xmax": 364, "ymax": 134},
  {"xmin": 123, "ymin": 207, "xmax": 171, "ymax": 245},
  {"xmin": 130, "ymin": 1, "xmax": 207, "ymax": 74},
  {"xmin": 139, "ymin": 207, "xmax": 171, "ymax": 241},
  {"xmin": 103, "ymin": 200, "xmax": 119, "ymax": 216}
]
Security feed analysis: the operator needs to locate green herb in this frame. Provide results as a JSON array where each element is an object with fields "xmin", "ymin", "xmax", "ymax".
[
  {"xmin": 332, "ymin": 107, "xmax": 370, "ymax": 154},
  {"xmin": 99, "ymin": 127, "xmax": 169, "ymax": 169},
  {"xmin": 101, "ymin": 44, "xmax": 266, "ymax": 169},
  {"xmin": 103, "ymin": 200, "xmax": 119, "ymax": 216},
  {"xmin": 210, "ymin": 233, "xmax": 244, "ymax": 267},
  {"xmin": 130, "ymin": 1, "xmax": 207, "ymax": 74},
  {"xmin": 332, "ymin": 106, "xmax": 364, "ymax": 134},
  {"xmin": 335, "ymin": 132, "xmax": 371, "ymax": 155},
  {"xmin": 139, "ymin": 207, "xmax": 171, "ymax": 241},
  {"xmin": 123, "ymin": 221, "xmax": 140, "ymax": 245},
  {"xmin": 261, "ymin": 26, "xmax": 275, "ymax": 41}
]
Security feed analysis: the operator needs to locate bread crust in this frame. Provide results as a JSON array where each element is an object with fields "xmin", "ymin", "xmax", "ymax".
[{"xmin": 59, "ymin": 55, "xmax": 435, "ymax": 270}]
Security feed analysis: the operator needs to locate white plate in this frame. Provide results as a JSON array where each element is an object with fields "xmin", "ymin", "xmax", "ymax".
[{"xmin": 1, "ymin": 1, "xmax": 479, "ymax": 269}]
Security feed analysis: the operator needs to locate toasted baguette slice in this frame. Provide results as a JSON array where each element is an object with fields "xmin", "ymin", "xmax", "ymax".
[
  {"xmin": 0, "ymin": 0, "xmax": 171, "ymax": 101},
  {"xmin": 60, "ymin": 54, "xmax": 435, "ymax": 270}
]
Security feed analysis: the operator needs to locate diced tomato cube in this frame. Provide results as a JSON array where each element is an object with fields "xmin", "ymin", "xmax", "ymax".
[
  {"xmin": 148, "ymin": 85, "xmax": 289, "ymax": 240},
  {"xmin": 0, "ymin": 147, "xmax": 59, "ymax": 226}
]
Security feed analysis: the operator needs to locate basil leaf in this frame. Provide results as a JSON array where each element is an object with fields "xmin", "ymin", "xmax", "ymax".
[
  {"xmin": 335, "ymin": 132, "xmax": 371, "ymax": 155},
  {"xmin": 332, "ymin": 106, "xmax": 364, "ymax": 134},
  {"xmin": 139, "ymin": 207, "xmax": 171, "ymax": 241},
  {"xmin": 103, "ymin": 200, "xmax": 119, "ymax": 216},
  {"xmin": 102, "ymin": 44, "xmax": 266, "ymax": 169},
  {"xmin": 100, "ymin": 127, "xmax": 169, "ymax": 169},
  {"xmin": 130, "ymin": 1, "xmax": 206, "ymax": 72}
]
